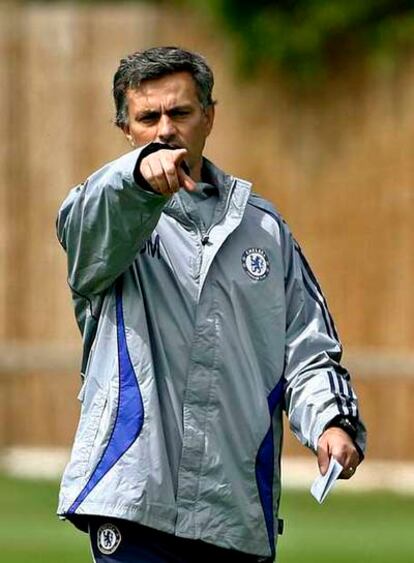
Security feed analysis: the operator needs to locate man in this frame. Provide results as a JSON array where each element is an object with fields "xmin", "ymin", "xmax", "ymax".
[{"xmin": 57, "ymin": 46, "xmax": 366, "ymax": 562}]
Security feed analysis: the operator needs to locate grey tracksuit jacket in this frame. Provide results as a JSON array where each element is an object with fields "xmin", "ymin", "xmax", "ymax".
[{"xmin": 56, "ymin": 146, "xmax": 366, "ymax": 559}]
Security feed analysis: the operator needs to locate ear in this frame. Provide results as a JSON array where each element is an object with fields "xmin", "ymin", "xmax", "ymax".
[
  {"xmin": 204, "ymin": 104, "xmax": 215, "ymax": 137},
  {"xmin": 122, "ymin": 124, "xmax": 136, "ymax": 147}
]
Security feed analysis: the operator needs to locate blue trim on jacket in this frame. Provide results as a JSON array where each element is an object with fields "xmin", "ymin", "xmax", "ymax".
[
  {"xmin": 67, "ymin": 279, "xmax": 144, "ymax": 514},
  {"xmin": 255, "ymin": 377, "xmax": 285, "ymax": 556}
]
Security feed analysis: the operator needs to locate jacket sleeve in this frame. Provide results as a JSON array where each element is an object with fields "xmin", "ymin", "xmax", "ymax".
[
  {"xmin": 57, "ymin": 147, "xmax": 170, "ymax": 296},
  {"xmin": 281, "ymin": 222, "xmax": 366, "ymax": 455}
]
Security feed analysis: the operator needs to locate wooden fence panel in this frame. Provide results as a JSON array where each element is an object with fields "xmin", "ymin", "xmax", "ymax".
[
  {"xmin": 1, "ymin": 369, "xmax": 414, "ymax": 461},
  {"xmin": 0, "ymin": 4, "xmax": 414, "ymax": 459},
  {"xmin": 156, "ymin": 8, "xmax": 414, "ymax": 351},
  {"xmin": 0, "ymin": 371, "xmax": 81, "ymax": 447},
  {"xmin": 7, "ymin": 4, "xmax": 160, "ymax": 343},
  {"xmin": 2, "ymin": 3, "xmax": 413, "ymax": 348},
  {"xmin": 0, "ymin": 7, "xmax": 9, "ymax": 340}
]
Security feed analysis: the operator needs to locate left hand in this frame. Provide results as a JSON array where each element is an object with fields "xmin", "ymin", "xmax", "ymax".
[{"xmin": 317, "ymin": 427, "xmax": 361, "ymax": 479}]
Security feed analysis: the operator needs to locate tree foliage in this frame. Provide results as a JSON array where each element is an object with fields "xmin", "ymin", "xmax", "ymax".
[{"xmin": 185, "ymin": 0, "xmax": 414, "ymax": 81}]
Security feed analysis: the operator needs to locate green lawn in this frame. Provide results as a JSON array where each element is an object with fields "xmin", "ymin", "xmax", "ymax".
[
  {"xmin": 1, "ymin": 473, "xmax": 413, "ymax": 562},
  {"xmin": 1, "ymin": 474, "xmax": 89, "ymax": 563},
  {"xmin": 277, "ymin": 488, "xmax": 414, "ymax": 563}
]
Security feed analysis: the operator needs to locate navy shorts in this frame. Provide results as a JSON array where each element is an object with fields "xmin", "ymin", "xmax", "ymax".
[{"xmin": 88, "ymin": 517, "xmax": 273, "ymax": 563}]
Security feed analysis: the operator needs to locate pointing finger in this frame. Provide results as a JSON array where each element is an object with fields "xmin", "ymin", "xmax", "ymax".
[{"xmin": 171, "ymin": 148, "xmax": 189, "ymax": 165}]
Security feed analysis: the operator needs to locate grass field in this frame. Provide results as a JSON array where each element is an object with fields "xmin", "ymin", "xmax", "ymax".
[{"xmin": 1, "ymin": 472, "xmax": 413, "ymax": 562}]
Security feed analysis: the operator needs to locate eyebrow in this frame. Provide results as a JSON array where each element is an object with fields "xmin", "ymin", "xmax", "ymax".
[
  {"xmin": 137, "ymin": 109, "xmax": 160, "ymax": 119},
  {"xmin": 136, "ymin": 104, "xmax": 194, "ymax": 119}
]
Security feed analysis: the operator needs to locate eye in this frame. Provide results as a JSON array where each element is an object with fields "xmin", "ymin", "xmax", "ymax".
[
  {"xmin": 170, "ymin": 108, "xmax": 191, "ymax": 119},
  {"xmin": 137, "ymin": 113, "xmax": 159, "ymax": 124}
]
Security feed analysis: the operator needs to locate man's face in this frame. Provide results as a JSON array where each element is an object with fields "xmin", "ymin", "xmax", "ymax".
[{"xmin": 122, "ymin": 71, "xmax": 214, "ymax": 175}]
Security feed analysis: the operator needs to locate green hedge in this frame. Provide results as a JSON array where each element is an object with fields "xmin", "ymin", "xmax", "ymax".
[
  {"xmin": 29, "ymin": 1, "xmax": 414, "ymax": 81},
  {"xmin": 186, "ymin": 0, "xmax": 414, "ymax": 81}
]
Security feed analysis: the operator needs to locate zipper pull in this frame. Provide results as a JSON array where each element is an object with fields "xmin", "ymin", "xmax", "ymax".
[{"xmin": 201, "ymin": 235, "xmax": 211, "ymax": 246}]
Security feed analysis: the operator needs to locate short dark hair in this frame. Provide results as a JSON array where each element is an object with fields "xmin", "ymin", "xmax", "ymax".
[{"xmin": 113, "ymin": 46, "xmax": 215, "ymax": 129}]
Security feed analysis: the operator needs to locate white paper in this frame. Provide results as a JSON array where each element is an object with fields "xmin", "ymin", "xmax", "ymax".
[{"xmin": 310, "ymin": 457, "xmax": 343, "ymax": 503}]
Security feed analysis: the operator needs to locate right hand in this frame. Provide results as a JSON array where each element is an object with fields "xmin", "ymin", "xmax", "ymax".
[
  {"xmin": 317, "ymin": 427, "xmax": 361, "ymax": 480},
  {"xmin": 139, "ymin": 148, "xmax": 196, "ymax": 195}
]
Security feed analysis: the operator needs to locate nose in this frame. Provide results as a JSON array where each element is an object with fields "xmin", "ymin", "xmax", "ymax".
[{"xmin": 156, "ymin": 115, "xmax": 176, "ymax": 143}]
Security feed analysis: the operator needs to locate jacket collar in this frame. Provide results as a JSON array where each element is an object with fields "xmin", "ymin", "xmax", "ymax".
[{"xmin": 164, "ymin": 157, "xmax": 250, "ymax": 228}]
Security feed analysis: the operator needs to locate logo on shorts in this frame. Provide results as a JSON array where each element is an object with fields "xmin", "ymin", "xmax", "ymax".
[
  {"xmin": 241, "ymin": 248, "xmax": 270, "ymax": 280},
  {"xmin": 97, "ymin": 523, "xmax": 122, "ymax": 555}
]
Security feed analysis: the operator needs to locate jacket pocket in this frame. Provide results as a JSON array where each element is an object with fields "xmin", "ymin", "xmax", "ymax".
[{"xmin": 69, "ymin": 386, "xmax": 108, "ymax": 477}]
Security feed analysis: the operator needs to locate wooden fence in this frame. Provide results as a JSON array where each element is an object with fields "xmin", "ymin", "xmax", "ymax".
[{"xmin": 0, "ymin": 3, "xmax": 414, "ymax": 460}]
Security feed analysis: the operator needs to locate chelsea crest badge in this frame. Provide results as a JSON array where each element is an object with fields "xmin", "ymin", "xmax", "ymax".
[
  {"xmin": 241, "ymin": 248, "xmax": 270, "ymax": 281},
  {"xmin": 97, "ymin": 523, "xmax": 122, "ymax": 555}
]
